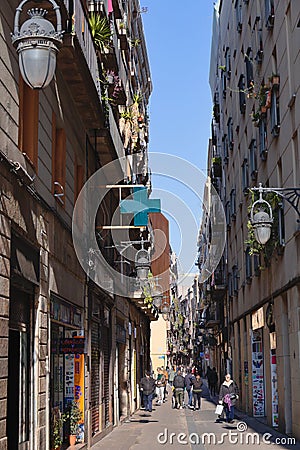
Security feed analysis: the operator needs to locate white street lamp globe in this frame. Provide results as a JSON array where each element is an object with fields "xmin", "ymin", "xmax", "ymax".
[
  {"xmin": 152, "ymin": 284, "xmax": 163, "ymax": 308},
  {"xmin": 253, "ymin": 211, "xmax": 272, "ymax": 245},
  {"xmin": 12, "ymin": 2, "xmax": 63, "ymax": 89},
  {"xmin": 135, "ymin": 248, "xmax": 150, "ymax": 281},
  {"xmin": 161, "ymin": 302, "xmax": 170, "ymax": 314}
]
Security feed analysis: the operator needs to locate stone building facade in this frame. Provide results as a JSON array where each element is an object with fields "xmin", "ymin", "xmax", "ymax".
[
  {"xmin": 208, "ymin": 0, "xmax": 300, "ymax": 439},
  {"xmin": 0, "ymin": 0, "xmax": 158, "ymax": 448}
]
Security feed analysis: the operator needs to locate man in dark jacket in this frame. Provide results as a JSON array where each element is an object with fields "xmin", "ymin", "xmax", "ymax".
[
  {"xmin": 218, "ymin": 373, "xmax": 239, "ymax": 423},
  {"xmin": 184, "ymin": 369, "xmax": 195, "ymax": 408},
  {"xmin": 173, "ymin": 370, "xmax": 185, "ymax": 409},
  {"xmin": 191, "ymin": 374, "xmax": 203, "ymax": 410},
  {"xmin": 140, "ymin": 371, "xmax": 156, "ymax": 412}
]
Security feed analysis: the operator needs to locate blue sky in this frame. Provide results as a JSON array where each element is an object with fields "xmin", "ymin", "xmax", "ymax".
[{"xmin": 142, "ymin": 1, "xmax": 215, "ymax": 280}]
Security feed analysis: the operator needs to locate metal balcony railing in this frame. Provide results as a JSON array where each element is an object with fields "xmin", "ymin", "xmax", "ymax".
[{"xmin": 63, "ymin": 0, "xmax": 102, "ymax": 102}]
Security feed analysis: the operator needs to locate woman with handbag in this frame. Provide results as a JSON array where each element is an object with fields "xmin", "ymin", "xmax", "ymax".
[{"xmin": 218, "ymin": 373, "xmax": 239, "ymax": 423}]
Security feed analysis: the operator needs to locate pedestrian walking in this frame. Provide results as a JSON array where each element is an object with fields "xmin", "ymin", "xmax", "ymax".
[
  {"xmin": 184, "ymin": 369, "xmax": 195, "ymax": 408},
  {"xmin": 205, "ymin": 366, "xmax": 212, "ymax": 393},
  {"xmin": 218, "ymin": 373, "xmax": 239, "ymax": 423},
  {"xmin": 191, "ymin": 374, "xmax": 203, "ymax": 410},
  {"xmin": 155, "ymin": 367, "xmax": 166, "ymax": 404},
  {"xmin": 210, "ymin": 367, "xmax": 218, "ymax": 396},
  {"xmin": 140, "ymin": 371, "xmax": 156, "ymax": 412},
  {"xmin": 173, "ymin": 370, "xmax": 185, "ymax": 409},
  {"xmin": 163, "ymin": 367, "xmax": 169, "ymax": 399},
  {"xmin": 168, "ymin": 366, "xmax": 176, "ymax": 387}
]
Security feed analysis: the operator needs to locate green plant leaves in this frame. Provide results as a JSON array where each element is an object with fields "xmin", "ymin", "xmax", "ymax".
[{"xmin": 89, "ymin": 13, "xmax": 112, "ymax": 52}]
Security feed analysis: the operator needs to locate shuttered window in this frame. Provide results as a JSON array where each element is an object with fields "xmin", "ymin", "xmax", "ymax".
[{"xmin": 18, "ymin": 77, "xmax": 39, "ymax": 170}]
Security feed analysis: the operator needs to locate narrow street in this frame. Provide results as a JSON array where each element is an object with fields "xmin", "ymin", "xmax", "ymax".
[{"xmin": 92, "ymin": 384, "xmax": 300, "ymax": 450}]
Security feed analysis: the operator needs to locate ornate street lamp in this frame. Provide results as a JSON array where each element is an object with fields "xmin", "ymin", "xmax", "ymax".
[
  {"xmin": 151, "ymin": 283, "xmax": 163, "ymax": 309},
  {"xmin": 250, "ymin": 183, "xmax": 300, "ymax": 244},
  {"xmin": 135, "ymin": 247, "xmax": 151, "ymax": 281},
  {"xmin": 12, "ymin": 0, "xmax": 63, "ymax": 89},
  {"xmin": 161, "ymin": 296, "xmax": 170, "ymax": 315}
]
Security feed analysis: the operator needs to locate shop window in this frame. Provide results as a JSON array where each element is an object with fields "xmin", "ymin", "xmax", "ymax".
[
  {"xmin": 52, "ymin": 113, "xmax": 66, "ymax": 205},
  {"xmin": 18, "ymin": 76, "xmax": 39, "ymax": 170},
  {"xmin": 249, "ymin": 139, "xmax": 258, "ymax": 180}
]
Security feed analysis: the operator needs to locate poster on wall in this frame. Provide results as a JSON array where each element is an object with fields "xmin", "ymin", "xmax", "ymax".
[
  {"xmin": 64, "ymin": 354, "xmax": 75, "ymax": 407},
  {"xmin": 251, "ymin": 328, "xmax": 265, "ymax": 417},
  {"xmin": 270, "ymin": 349, "xmax": 278, "ymax": 426},
  {"xmin": 74, "ymin": 352, "xmax": 85, "ymax": 442}
]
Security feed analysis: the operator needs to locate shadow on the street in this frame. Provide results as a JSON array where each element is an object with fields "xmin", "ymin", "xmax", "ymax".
[{"xmin": 129, "ymin": 418, "xmax": 159, "ymax": 424}]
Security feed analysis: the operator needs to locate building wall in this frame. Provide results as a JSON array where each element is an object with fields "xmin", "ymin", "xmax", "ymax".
[
  {"xmin": 211, "ymin": 0, "xmax": 300, "ymax": 438},
  {"xmin": 149, "ymin": 213, "xmax": 170, "ymax": 372},
  {"xmin": 1, "ymin": 1, "xmax": 154, "ymax": 449}
]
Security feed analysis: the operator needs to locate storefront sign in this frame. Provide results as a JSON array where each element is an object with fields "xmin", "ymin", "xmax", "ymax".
[
  {"xmin": 60, "ymin": 338, "xmax": 85, "ymax": 354},
  {"xmin": 64, "ymin": 354, "xmax": 75, "ymax": 406},
  {"xmin": 74, "ymin": 354, "xmax": 84, "ymax": 418}
]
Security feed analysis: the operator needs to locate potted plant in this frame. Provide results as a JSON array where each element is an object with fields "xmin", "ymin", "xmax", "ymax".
[
  {"xmin": 51, "ymin": 407, "xmax": 63, "ymax": 450},
  {"xmin": 212, "ymin": 156, "xmax": 222, "ymax": 177},
  {"xmin": 88, "ymin": 13, "xmax": 112, "ymax": 53},
  {"xmin": 250, "ymin": 110, "xmax": 261, "ymax": 126},
  {"xmin": 63, "ymin": 401, "xmax": 82, "ymax": 446}
]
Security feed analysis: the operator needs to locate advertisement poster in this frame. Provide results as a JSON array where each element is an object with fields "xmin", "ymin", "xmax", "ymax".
[
  {"xmin": 64, "ymin": 354, "xmax": 74, "ymax": 407},
  {"xmin": 270, "ymin": 348, "xmax": 278, "ymax": 427},
  {"xmin": 74, "ymin": 352, "xmax": 85, "ymax": 442},
  {"xmin": 251, "ymin": 328, "xmax": 265, "ymax": 417}
]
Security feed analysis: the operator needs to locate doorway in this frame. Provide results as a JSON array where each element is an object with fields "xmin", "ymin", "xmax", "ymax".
[{"xmin": 7, "ymin": 288, "xmax": 31, "ymax": 450}]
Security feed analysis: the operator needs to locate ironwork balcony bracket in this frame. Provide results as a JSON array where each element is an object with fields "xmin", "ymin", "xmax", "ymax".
[{"xmin": 251, "ymin": 183, "xmax": 300, "ymax": 219}]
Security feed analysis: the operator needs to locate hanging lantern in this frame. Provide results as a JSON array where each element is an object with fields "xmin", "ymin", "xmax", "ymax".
[
  {"xmin": 12, "ymin": 0, "xmax": 63, "ymax": 89},
  {"xmin": 135, "ymin": 248, "xmax": 151, "ymax": 281}
]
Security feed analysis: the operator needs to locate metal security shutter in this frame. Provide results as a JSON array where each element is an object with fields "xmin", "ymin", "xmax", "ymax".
[
  {"xmin": 102, "ymin": 325, "xmax": 110, "ymax": 427},
  {"xmin": 91, "ymin": 321, "xmax": 100, "ymax": 434}
]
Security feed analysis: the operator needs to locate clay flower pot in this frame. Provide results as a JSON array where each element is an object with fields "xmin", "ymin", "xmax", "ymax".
[{"xmin": 69, "ymin": 434, "xmax": 76, "ymax": 446}]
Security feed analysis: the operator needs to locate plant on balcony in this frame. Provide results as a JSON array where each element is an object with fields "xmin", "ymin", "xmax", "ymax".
[
  {"xmin": 130, "ymin": 37, "xmax": 141, "ymax": 47},
  {"xmin": 245, "ymin": 191, "xmax": 281, "ymax": 267},
  {"xmin": 250, "ymin": 110, "xmax": 261, "ymax": 126},
  {"xmin": 89, "ymin": 13, "xmax": 112, "ymax": 53}
]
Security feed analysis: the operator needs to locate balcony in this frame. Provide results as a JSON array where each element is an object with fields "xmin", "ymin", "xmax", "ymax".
[{"xmin": 58, "ymin": 0, "xmax": 105, "ymax": 129}]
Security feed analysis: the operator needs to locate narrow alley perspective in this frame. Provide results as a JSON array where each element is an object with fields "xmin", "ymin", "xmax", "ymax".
[
  {"xmin": 92, "ymin": 382, "xmax": 300, "ymax": 450},
  {"xmin": 1, "ymin": 0, "xmax": 300, "ymax": 449}
]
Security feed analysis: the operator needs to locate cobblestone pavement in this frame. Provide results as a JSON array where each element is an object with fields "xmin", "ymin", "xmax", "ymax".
[{"xmin": 92, "ymin": 385, "xmax": 300, "ymax": 450}]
